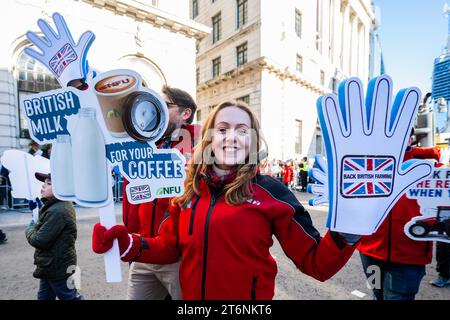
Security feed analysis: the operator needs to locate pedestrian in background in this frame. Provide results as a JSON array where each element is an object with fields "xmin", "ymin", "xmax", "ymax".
[
  {"xmin": 25, "ymin": 172, "xmax": 83, "ymax": 300},
  {"xmin": 430, "ymin": 239, "xmax": 450, "ymax": 287},
  {"xmin": 299, "ymin": 157, "xmax": 309, "ymax": 192}
]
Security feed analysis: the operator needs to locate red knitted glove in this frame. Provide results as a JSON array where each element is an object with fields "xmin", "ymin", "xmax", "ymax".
[
  {"xmin": 92, "ymin": 223, "xmax": 140, "ymax": 261},
  {"xmin": 92, "ymin": 223, "xmax": 112, "ymax": 254}
]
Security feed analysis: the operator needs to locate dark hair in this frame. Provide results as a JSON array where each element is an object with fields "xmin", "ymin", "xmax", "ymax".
[{"xmin": 162, "ymin": 85, "xmax": 197, "ymax": 124}]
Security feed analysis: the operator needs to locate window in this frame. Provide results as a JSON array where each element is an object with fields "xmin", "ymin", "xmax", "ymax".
[
  {"xmin": 295, "ymin": 120, "xmax": 303, "ymax": 154},
  {"xmin": 316, "ymin": 134, "xmax": 323, "ymax": 155},
  {"xmin": 212, "ymin": 12, "xmax": 221, "ymax": 44},
  {"xmin": 208, "ymin": 105, "xmax": 216, "ymax": 112},
  {"xmin": 196, "ymin": 67, "xmax": 200, "ymax": 85},
  {"xmin": 192, "ymin": 0, "xmax": 198, "ymax": 18},
  {"xmin": 212, "ymin": 57, "xmax": 221, "ymax": 78},
  {"xmin": 330, "ymin": 77, "xmax": 338, "ymax": 93},
  {"xmin": 328, "ymin": 0, "xmax": 334, "ymax": 61},
  {"xmin": 236, "ymin": 42, "xmax": 248, "ymax": 66},
  {"xmin": 196, "ymin": 109, "xmax": 202, "ymax": 123},
  {"xmin": 296, "ymin": 54, "xmax": 303, "ymax": 72},
  {"xmin": 295, "ymin": 9, "xmax": 302, "ymax": 38},
  {"xmin": 320, "ymin": 70, "xmax": 325, "ymax": 86},
  {"xmin": 151, "ymin": 0, "xmax": 158, "ymax": 6},
  {"xmin": 17, "ymin": 50, "xmax": 60, "ymax": 138},
  {"xmin": 316, "ymin": 0, "xmax": 322, "ymax": 52},
  {"xmin": 237, "ymin": 95, "xmax": 250, "ymax": 104},
  {"xmin": 237, "ymin": 0, "xmax": 248, "ymax": 28}
]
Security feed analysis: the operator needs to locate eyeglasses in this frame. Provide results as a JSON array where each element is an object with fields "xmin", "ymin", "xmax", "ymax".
[{"xmin": 165, "ymin": 102, "xmax": 179, "ymax": 108}]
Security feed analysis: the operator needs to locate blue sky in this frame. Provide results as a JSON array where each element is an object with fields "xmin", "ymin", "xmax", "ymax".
[{"xmin": 373, "ymin": 0, "xmax": 448, "ymax": 94}]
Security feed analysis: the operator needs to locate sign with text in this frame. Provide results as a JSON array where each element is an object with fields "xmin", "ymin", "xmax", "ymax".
[
  {"xmin": 405, "ymin": 168, "xmax": 450, "ymax": 243},
  {"xmin": 106, "ymin": 141, "xmax": 185, "ymax": 204}
]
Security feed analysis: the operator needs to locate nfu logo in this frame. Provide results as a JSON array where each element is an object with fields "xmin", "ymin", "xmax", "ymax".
[{"xmin": 156, "ymin": 186, "xmax": 182, "ymax": 196}]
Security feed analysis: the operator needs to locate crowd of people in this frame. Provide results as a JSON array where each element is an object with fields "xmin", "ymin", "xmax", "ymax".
[{"xmin": 259, "ymin": 157, "xmax": 312, "ymax": 192}]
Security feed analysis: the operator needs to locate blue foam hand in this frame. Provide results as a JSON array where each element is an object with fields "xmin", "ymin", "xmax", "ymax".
[
  {"xmin": 307, "ymin": 154, "xmax": 329, "ymax": 206},
  {"xmin": 24, "ymin": 12, "xmax": 95, "ymax": 87},
  {"xmin": 317, "ymin": 75, "xmax": 433, "ymax": 235}
]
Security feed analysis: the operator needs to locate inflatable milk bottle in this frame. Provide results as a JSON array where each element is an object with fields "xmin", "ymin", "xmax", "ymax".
[
  {"xmin": 52, "ymin": 134, "xmax": 75, "ymax": 197},
  {"xmin": 72, "ymin": 108, "xmax": 108, "ymax": 203}
]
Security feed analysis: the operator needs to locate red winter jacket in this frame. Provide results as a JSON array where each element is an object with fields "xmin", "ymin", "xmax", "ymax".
[
  {"xmin": 135, "ymin": 175, "xmax": 356, "ymax": 300},
  {"xmin": 358, "ymin": 147, "xmax": 441, "ymax": 265},
  {"xmin": 122, "ymin": 124, "xmax": 200, "ymax": 237},
  {"xmin": 283, "ymin": 165, "xmax": 294, "ymax": 184}
]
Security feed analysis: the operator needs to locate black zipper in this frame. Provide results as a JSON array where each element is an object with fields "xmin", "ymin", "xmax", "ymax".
[
  {"xmin": 188, "ymin": 196, "xmax": 200, "ymax": 235},
  {"xmin": 201, "ymin": 193, "xmax": 222, "ymax": 300},
  {"xmin": 251, "ymin": 276, "xmax": 257, "ymax": 300},
  {"xmin": 387, "ymin": 211, "xmax": 392, "ymax": 263},
  {"xmin": 150, "ymin": 199, "xmax": 158, "ymax": 237}
]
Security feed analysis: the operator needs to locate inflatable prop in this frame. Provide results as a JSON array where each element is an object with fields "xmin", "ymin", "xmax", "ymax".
[
  {"xmin": 310, "ymin": 75, "xmax": 433, "ymax": 235},
  {"xmin": 0, "ymin": 151, "xmax": 49, "ymax": 223},
  {"xmin": 404, "ymin": 168, "xmax": 450, "ymax": 243},
  {"xmin": 23, "ymin": 13, "xmax": 186, "ymax": 282}
]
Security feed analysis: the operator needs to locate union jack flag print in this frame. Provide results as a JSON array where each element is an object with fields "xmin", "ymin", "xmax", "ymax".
[
  {"xmin": 341, "ymin": 156, "xmax": 395, "ymax": 198},
  {"xmin": 130, "ymin": 185, "xmax": 152, "ymax": 201},
  {"xmin": 48, "ymin": 43, "xmax": 77, "ymax": 77}
]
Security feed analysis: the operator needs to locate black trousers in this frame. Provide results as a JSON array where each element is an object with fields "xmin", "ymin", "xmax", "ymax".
[
  {"xmin": 436, "ymin": 241, "xmax": 450, "ymax": 279},
  {"xmin": 300, "ymin": 171, "xmax": 308, "ymax": 191}
]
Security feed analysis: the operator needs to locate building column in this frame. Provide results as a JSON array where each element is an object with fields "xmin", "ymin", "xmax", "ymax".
[
  {"xmin": 341, "ymin": 1, "xmax": 350, "ymax": 74},
  {"xmin": 0, "ymin": 69, "xmax": 19, "ymax": 154},
  {"xmin": 350, "ymin": 13, "xmax": 359, "ymax": 76}
]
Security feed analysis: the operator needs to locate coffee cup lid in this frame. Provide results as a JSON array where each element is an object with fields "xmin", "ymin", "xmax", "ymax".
[{"xmin": 122, "ymin": 91, "xmax": 166, "ymax": 142}]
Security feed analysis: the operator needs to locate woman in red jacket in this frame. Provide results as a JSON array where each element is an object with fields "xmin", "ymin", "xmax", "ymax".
[
  {"xmin": 282, "ymin": 161, "xmax": 294, "ymax": 188},
  {"xmin": 92, "ymin": 101, "xmax": 360, "ymax": 300}
]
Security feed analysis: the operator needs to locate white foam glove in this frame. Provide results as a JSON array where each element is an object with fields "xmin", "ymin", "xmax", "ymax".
[
  {"xmin": 317, "ymin": 75, "xmax": 433, "ymax": 235},
  {"xmin": 25, "ymin": 12, "xmax": 95, "ymax": 87},
  {"xmin": 307, "ymin": 154, "xmax": 328, "ymax": 206}
]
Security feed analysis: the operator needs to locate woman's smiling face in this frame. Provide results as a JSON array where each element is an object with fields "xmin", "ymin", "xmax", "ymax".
[{"xmin": 211, "ymin": 106, "xmax": 252, "ymax": 170}]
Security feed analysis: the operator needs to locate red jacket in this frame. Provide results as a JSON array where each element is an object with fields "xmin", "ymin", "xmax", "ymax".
[
  {"xmin": 122, "ymin": 124, "xmax": 200, "ymax": 237},
  {"xmin": 358, "ymin": 147, "xmax": 440, "ymax": 265},
  {"xmin": 136, "ymin": 175, "xmax": 355, "ymax": 300},
  {"xmin": 282, "ymin": 165, "xmax": 293, "ymax": 183}
]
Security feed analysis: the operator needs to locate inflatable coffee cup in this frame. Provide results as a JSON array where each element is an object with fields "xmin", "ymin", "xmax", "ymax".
[{"xmin": 93, "ymin": 70, "xmax": 139, "ymax": 138}]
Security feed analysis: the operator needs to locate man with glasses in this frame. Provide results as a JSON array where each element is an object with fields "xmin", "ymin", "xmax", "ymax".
[{"xmin": 122, "ymin": 85, "xmax": 200, "ymax": 300}]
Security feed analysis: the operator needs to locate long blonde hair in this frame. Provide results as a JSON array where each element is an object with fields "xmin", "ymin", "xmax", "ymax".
[{"xmin": 175, "ymin": 101, "xmax": 267, "ymax": 207}]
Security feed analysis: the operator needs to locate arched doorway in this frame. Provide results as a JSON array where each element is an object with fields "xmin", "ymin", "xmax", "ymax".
[{"xmin": 117, "ymin": 55, "xmax": 166, "ymax": 92}]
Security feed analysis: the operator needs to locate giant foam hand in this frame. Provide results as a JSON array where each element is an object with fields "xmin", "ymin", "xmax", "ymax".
[
  {"xmin": 307, "ymin": 154, "xmax": 329, "ymax": 206},
  {"xmin": 1, "ymin": 150, "xmax": 50, "ymax": 223},
  {"xmin": 25, "ymin": 12, "xmax": 95, "ymax": 87},
  {"xmin": 317, "ymin": 75, "xmax": 433, "ymax": 235}
]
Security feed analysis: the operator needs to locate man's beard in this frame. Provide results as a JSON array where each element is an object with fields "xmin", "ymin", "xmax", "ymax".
[{"xmin": 163, "ymin": 121, "xmax": 177, "ymax": 139}]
